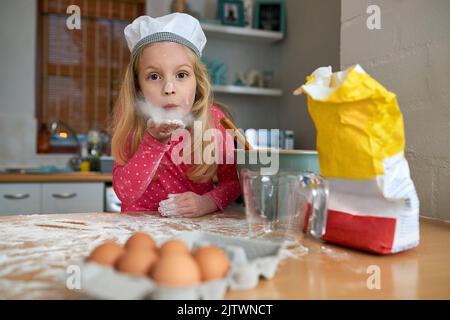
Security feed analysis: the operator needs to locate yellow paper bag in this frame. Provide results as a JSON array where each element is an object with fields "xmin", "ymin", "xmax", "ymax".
[
  {"xmin": 296, "ymin": 65, "xmax": 405, "ymax": 179},
  {"xmin": 294, "ymin": 65, "xmax": 419, "ymax": 254}
]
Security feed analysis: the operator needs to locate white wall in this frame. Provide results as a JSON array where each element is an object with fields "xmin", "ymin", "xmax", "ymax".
[
  {"xmin": 0, "ymin": 0, "xmax": 70, "ymax": 168},
  {"xmin": 0, "ymin": 0, "xmax": 36, "ymax": 115},
  {"xmin": 0, "ymin": 0, "xmax": 37, "ymax": 166},
  {"xmin": 341, "ymin": 0, "xmax": 450, "ymax": 220}
]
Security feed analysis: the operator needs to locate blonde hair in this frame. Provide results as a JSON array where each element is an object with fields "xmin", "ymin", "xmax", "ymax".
[{"xmin": 111, "ymin": 44, "xmax": 230, "ymax": 183}]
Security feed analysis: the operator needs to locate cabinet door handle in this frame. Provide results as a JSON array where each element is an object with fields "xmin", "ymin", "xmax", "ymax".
[
  {"xmin": 4, "ymin": 193, "xmax": 30, "ymax": 200},
  {"xmin": 52, "ymin": 192, "xmax": 77, "ymax": 199}
]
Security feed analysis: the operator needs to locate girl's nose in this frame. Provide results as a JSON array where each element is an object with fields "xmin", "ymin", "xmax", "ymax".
[{"xmin": 163, "ymin": 82, "xmax": 175, "ymax": 96}]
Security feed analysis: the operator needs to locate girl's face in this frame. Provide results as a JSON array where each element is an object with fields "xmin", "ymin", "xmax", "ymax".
[{"xmin": 137, "ymin": 42, "xmax": 197, "ymax": 117}]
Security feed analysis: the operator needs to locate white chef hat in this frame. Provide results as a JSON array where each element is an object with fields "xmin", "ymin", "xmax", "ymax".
[{"xmin": 124, "ymin": 13, "xmax": 207, "ymax": 58}]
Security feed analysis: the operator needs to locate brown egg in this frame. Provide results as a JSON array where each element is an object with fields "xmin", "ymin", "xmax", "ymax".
[
  {"xmin": 193, "ymin": 246, "xmax": 230, "ymax": 281},
  {"xmin": 87, "ymin": 241, "xmax": 124, "ymax": 266},
  {"xmin": 159, "ymin": 239, "xmax": 190, "ymax": 256},
  {"xmin": 125, "ymin": 232, "xmax": 156, "ymax": 251},
  {"xmin": 151, "ymin": 252, "xmax": 201, "ymax": 287},
  {"xmin": 115, "ymin": 248, "xmax": 159, "ymax": 276}
]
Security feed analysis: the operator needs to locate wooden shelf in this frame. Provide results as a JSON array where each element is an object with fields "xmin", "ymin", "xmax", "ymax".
[
  {"xmin": 212, "ymin": 85, "xmax": 282, "ymax": 96},
  {"xmin": 200, "ymin": 23, "xmax": 283, "ymax": 43}
]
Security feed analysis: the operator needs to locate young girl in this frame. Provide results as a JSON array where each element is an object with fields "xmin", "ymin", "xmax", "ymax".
[{"xmin": 111, "ymin": 13, "xmax": 242, "ymax": 217}]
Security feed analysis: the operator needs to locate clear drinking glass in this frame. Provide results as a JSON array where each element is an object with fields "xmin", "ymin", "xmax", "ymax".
[{"xmin": 241, "ymin": 170, "xmax": 329, "ymax": 242}]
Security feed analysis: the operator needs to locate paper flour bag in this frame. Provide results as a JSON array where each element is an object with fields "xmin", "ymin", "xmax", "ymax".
[{"xmin": 295, "ymin": 65, "xmax": 419, "ymax": 254}]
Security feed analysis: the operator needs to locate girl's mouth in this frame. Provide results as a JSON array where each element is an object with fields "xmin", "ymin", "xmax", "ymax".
[{"xmin": 163, "ymin": 104, "xmax": 178, "ymax": 110}]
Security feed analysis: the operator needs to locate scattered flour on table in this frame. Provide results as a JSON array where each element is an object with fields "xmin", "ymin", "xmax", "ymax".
[
  {"xmin": 0, "ymin": 211, "xmax": 247, "ymax": 298},
  {"xmin": 0, "ymin": 209, "xmax": 312, "ymax": 298}
]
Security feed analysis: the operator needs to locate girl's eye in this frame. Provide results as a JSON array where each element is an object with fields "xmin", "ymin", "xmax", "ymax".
[
  {"xmin": 147, "ymin": 73, "xmax": 160, "ymax": 80},
  {"xmin": 177, "ymin": 72, "xmax": 189, "ymax": 79}
]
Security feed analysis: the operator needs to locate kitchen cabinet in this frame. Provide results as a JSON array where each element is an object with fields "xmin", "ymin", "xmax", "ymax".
[
  {"xmin": 0, "ymin": 182, "xmax": 104, "ymax": 215},
  {"xmin": 0, "ymin": 183, "xmax": 41, "ymax": 215},
  {"xmin": 41, "ymin": 183, "xmax": 104, "ymax": 214}
]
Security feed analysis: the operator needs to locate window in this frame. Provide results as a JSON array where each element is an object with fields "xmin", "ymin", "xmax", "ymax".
[{"xmin": 37, "ymin": 0, "xmax": 144, "ymax": 153}]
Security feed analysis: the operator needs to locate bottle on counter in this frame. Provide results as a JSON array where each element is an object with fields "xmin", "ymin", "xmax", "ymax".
[
  {"xmin": 87, "ymin": 130, "xmax": 102, "ymax": 171},
  {"xmin": 270, "ymin": 129, "xmax": 280, "ymax": 149},
  {"xmin": 284, "ymin": 130, "xmax": 294, "ymax": 150},
  {"xmin": 79, "ymin": 140, "xmax": 91, "ymax": 172},
  {"xmin": 257, "ymin": 129, "xmax": 268, "ymax": 148},
  {"xmin": 37, "ymin": 123, "xmax": 51, "ymax": 153},
  {"xmin": 279, "ymin": 130, "xmax": 285, "ymax": 149}
]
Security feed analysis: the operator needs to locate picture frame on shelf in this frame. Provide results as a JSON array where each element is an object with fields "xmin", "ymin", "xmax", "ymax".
[
  {"xmin": 218, "ymin": 0, "xmax": 245, "ymax": 27},
  {"xmin": 253, "ymin": 0, "xmax": 286, "ymax": 33}
]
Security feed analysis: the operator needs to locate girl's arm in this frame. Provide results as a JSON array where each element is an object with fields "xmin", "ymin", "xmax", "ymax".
[
  {"xmin": 205, "ymin": 162, "xmax": 242, "ymax": 211},
  {"xmin": 205, "ymin": 105, "xmax": 242, "ymax": 210},
  {"xmin": 183, "ymin": 105, "xmax": 241, "ymax": 211},
  {"xmin": 112, "ymin": 132, "xmax": 169, "ymax": 205},
  {"xmin": 158, "ymin": 162, "xmax": 241, "ymax": 217},
  {"xmin": 157, "ymin": 106, "xmax": 242, "ymax": 217}
]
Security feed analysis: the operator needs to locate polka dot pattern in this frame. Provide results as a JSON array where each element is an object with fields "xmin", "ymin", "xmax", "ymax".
[{"xmin": 112, "ymin": 106, "xmax": 242, "ymax": 213}]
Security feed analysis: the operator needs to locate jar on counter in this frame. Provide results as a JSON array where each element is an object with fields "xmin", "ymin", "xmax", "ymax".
[
  {"xmin": 284, "ymin": 130, "xmax": 294, "ymax": 150},
  {"xmin": 79, "ymin": 140, "xmax": 90, "ymax": 172}
]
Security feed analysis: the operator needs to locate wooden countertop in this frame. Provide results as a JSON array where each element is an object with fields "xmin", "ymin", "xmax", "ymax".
[
  {"xmin": 0, "ymin": 207, "xmax": 449, "ymax": 299},
  {"xmin": 0, "ymin": 172, "xmax": 112, "ymax": 183}
]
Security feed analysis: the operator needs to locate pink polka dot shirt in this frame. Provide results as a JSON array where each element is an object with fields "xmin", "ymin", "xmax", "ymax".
[{"xmin": 112, "ymin": 106, "xmax": 242, "ymax": 213}]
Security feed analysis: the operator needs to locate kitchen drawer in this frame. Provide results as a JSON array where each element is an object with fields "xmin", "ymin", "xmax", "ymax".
[
  {"xmin": 42, "ymin": 183, "xmax": 104, "ymax": 214},
  {"xmin": 0, "ymin": 183, "xmax": 41, "ymax": 215}
]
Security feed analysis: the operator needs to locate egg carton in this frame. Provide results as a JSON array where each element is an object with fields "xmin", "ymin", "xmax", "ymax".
[{"xmin": 78, "ymin": 231, "xmax": 288, "ymax": 300}]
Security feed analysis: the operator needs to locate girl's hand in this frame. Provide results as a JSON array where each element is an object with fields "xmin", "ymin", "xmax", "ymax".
[
  {"xmin": 158, "ymin": 192, "xmax": 219, "ymax": 218},
  {"xmin": 147, "ymin": 118, "xmax": 185, "ymax": 144}
]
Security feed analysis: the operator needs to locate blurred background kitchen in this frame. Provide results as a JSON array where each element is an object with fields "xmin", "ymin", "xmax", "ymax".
[{"xmin": 0, "ymin": 0, "xmax": 449, "ymax": 220}]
